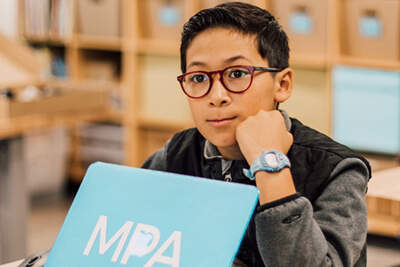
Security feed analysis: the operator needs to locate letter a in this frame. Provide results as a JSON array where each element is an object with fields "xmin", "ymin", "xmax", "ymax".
[{"xmin": 144, "ymin": 231, "xmax": 181, "ymax": 267}]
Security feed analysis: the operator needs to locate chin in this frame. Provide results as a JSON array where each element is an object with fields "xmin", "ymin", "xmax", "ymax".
[
  {"xmin": 197, "ymin": 126, "xmax": 237, "ymax": 148},
  {"xmin": 208, "ymin": 135, "xmax": 237, "ymax": 150}
]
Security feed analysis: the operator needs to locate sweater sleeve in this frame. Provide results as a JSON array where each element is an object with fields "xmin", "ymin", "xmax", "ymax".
[{"xmin": 254, "ymin": 157, "xmax": 370, "ymax": 267}]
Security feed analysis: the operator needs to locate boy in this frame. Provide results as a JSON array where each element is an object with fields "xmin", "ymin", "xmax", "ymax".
[{"xmin": 142, "ymin": 2, "xmax": 371, "ymax": 266}]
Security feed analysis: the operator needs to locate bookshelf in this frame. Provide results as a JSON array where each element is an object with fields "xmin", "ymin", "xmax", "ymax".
[
  {"xmin": 16, "ymin": 0, "xmax": 400, "ymax": 171},
  {"xmin": 11, "ymin": 0, "xmax": 400, "ymax": 241}
]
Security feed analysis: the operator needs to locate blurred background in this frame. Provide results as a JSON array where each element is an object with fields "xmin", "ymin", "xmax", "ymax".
[{"xmin": 0, "ymin": 0, "xmax": 399, "ymax": 266}]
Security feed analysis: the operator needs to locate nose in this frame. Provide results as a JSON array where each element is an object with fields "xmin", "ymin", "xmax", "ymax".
[{"xmin": 208, "ymin": 74, "xmax": 231, "ymax": 107}]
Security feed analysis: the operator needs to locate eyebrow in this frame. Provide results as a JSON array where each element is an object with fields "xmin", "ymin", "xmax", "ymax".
[
  {"xmin": 187, "ymin": 61, "xmax": 206, "ymax": 69},
  {"xmin": 186, "ymin": 55, "xmax": 250, "ymax": 70},
  {"xmin": 224, "ymin": 55, "xmax": 247, "ymax": 64}
]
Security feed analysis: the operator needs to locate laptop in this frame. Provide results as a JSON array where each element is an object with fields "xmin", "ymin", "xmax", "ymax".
[{"xmin": 45, "ymin": 162, "xmax": 259, "ymax": 266}]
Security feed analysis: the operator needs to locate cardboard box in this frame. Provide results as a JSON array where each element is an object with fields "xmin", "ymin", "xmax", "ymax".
[
  {"xmin": 343, "ymin": 0, "xmax": 400, "ymax": 60},
  {"xmin": 332, "ymin": 66, "xmax": 400, "ymax": 155},
  {"xmin": 271, "ymin": 0, "xmax": 328, "ymax": 56},
  {"xmin": 138, "ymin": 0, "xmax": 186, "ymax": 41},
  {"xmin": 281, "ymin": 68, "xmax": 330, "ymax": 136},
  {"xmin": 0, "ymin": 82, "xmax": 108, "ymax": 119},
  {"xmin": 139, "ymin": 55, "xmax": 192, "ymax": 123},
  {"xmin": 78, "ymin": 0, "xmax": 121, "ymax": 37}
]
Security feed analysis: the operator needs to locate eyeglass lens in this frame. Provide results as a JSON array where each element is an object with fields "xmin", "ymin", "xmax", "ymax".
[{"xmin": 181, "ymin": 66, "xmax": 252, "ymax": 98}]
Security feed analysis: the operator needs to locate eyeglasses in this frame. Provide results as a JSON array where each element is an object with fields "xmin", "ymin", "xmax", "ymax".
[{"xmin": 177, "ymin": 65, "xmax": 283, "ymax": 99}]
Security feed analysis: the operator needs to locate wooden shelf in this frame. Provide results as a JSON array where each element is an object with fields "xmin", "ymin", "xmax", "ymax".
[
  {"xmin": 10, "ymin": 0, "xmax": 400, "ymax": 240},
  {"xmin": 0, "ymin": 109, "xmax": 111, "ymax": 139},
  {"xmin": 22, "ymin": 36, "xmax": 69, "ymax": 46},
  {"xmin": 0, "ymin": 33, "xmax": 40, "ymax": 87},
  {"xmin": 14, "ymin": 0, "xmax": 400, "ymax": 176},
  {"xmin": 335, "ymin": 55, "xmax": 400, "ymax": 70},
  {"xmin": 75, "ymin": 35, "xmax": 122, "ymax": 51}
]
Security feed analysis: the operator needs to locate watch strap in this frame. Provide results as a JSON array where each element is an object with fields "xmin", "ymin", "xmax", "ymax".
[{"xmin": 243, "ymin": 150, "xmax": 291, "ymax": 180}]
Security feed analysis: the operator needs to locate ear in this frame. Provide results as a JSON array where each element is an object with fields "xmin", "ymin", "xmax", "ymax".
[{"xmin": 274, "ymin": 68, "xmax": 293, "ymax": 103}]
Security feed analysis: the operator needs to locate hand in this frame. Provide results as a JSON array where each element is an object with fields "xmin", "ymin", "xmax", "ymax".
[{"xmin": 236, "ymin": 110, "xmax": 293, "ymax": 165}]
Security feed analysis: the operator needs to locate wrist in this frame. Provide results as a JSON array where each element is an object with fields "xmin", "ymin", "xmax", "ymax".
[
  {"xmin": 243, "ymin": 150, "xmax": 291, "ymax": 180},
  {"xmin": 255, "ymin": 168, "xmax": 296, "ymax": 204}
]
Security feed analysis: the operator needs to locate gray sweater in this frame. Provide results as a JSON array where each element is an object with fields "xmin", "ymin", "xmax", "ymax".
[{"xmin": 142, "ymin": 112, "xmax": 370, "ymax": 266}]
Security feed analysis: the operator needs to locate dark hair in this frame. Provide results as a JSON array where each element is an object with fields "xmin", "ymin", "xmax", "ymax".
[{"xmin": 180, "ymin": 2, "xmax": 290, "ymax": 73}]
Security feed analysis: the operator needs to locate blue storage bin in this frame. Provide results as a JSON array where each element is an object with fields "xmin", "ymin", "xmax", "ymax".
[{"xmin": 332, "ymin": 66, "xmax": 400, "ymax": 155}]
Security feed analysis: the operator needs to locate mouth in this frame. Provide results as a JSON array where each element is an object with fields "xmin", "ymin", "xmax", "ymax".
[{"xmin": 207, "ymin": 117, "xmax": 236, "ymax": 127}]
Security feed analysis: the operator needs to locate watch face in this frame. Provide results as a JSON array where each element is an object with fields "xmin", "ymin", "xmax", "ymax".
[{"xmin": 264, "ymin": 153, "xmax": 279, "ymax": 168}]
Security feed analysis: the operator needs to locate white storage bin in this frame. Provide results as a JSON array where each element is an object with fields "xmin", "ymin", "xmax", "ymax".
[{"xmin": 332, "ymin": 66, "xmax": 400, "ymax": 155}]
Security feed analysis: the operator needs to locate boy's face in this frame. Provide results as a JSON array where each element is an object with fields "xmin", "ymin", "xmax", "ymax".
[{"xmin": 185, "ymin": 27, "xmax": 289, "ymax": 157}]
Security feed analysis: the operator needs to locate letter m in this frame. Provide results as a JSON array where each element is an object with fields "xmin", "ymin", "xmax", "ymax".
[{"xmin": 83, "ymin": 215, "xmax": 134, "ymax": 262}]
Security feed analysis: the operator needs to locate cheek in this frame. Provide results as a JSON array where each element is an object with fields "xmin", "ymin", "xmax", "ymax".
[
  {"xmin": 241, "ymin": 90, "xmax": 276, "ymax": 114},
  {"xmin": 188, "ymin": 101, "xmax": 204, "ymax": 124}
]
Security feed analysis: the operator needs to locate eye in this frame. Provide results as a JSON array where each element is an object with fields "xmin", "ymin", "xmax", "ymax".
[
  {"xmin": 189, "ymin": 73, "xmax": 209, "ymax": 83},
  {"xmin": 227, "ymin": 68, "xmax": 250, "ymax": 79}
]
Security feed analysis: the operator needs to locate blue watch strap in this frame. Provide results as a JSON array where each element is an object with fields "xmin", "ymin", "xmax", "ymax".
[{"xmin": 243, "ymin": 150, "xmax": 291, "ymax": 180}]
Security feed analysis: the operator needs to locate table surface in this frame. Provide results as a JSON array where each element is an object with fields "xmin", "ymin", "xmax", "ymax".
[{"xmin": 367, "ymin": 166, "xmax": 400, "ymax": 200}]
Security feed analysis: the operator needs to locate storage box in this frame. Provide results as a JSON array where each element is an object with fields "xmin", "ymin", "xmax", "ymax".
[
  {"xmin": 139, "ymin": 55, "xmax": 192, "ymax": 123},
  {"xmin": 78, "ymin": 122, "xmax": 125, "ymax": 165},
  {"xmin": 332, "ymin": 66, "xmax": 400, "ymax": 155},
  {"xmin": 343, "ymin": 0, "xmax": 400, "ymax": 60},
  {"xmin": 78, "ymin": 0, "xmax": 121, "ymax": 37},
  {"xmin": 138, "ymin": 0, "xmax": 186, "ymax": 41},
  {"xmin": 23, "ymin": 126, "xmax": 70, "ymax": 196},
  {"xmin": 271, "ymin": 0, "xmax": 328, "ymax": 56},
  {"xmin": 0, "ymin": 81, "xmax": 108, "ymax": 119},
  {"xmin": 281, "ymin": 68, "xmax": 330, "ymax": 136}
]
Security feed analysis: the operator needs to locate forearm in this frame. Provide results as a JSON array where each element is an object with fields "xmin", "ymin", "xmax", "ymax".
[
  {"xmin": 254, "ymin": 158, "xmax": 369, "ymax": 266},
  {"xmin": 255, "ymin": 168, "xmax": 296, "ymax": 204}
]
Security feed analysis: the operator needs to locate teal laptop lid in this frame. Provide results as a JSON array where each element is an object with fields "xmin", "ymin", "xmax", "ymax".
[{"xmin": 45, "ymin": 162, "xmax": 259, "ymax": 266}]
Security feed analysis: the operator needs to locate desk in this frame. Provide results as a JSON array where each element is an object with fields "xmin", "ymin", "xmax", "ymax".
[
  {"xmin": 0, "ymin": 110, "xmax": 118, "ymax": 263},
  {"xmin": 367, "ymin": 166, "xmax": 400, "ymax": 237}
]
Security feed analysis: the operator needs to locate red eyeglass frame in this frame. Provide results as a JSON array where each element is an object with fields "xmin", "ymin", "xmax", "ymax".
[{"xmin": 177, "ymin": 65, "xmax": 283, "ymax": 99}]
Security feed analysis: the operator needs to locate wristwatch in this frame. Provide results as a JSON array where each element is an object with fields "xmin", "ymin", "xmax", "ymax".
[{"xmin": 243, "ymin": 150, "xmax": 291, "ymax": 180}]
